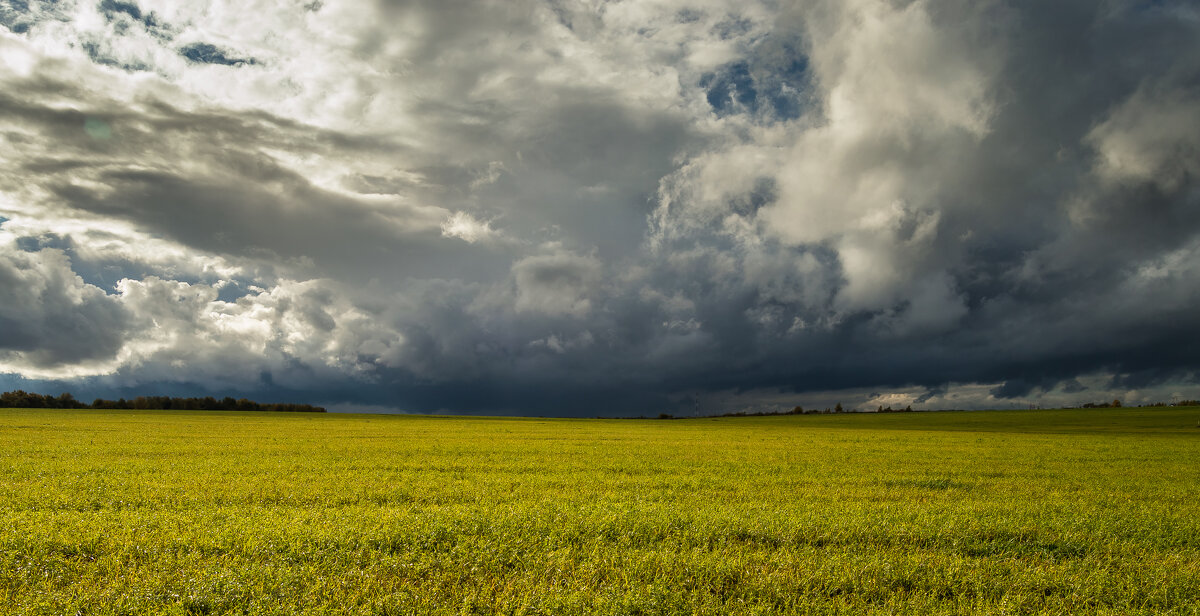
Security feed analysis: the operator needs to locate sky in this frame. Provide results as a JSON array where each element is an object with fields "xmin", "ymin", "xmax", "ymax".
[{"xmin": 1, "ymin": 0, "xmax": 1199, "ymax": 415}]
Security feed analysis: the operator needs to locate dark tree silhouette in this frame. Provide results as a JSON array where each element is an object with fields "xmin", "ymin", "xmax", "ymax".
[{"xmin": 1, "ymin": 391, "xmax": 325, "ymax": 412}]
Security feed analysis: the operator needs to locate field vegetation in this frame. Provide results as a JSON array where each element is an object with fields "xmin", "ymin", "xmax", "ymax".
[{"xmin": 1, "ymin": 406, "xmax": 1198, "ymax": 614}]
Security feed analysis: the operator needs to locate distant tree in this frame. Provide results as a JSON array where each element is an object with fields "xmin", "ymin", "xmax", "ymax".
[
  {"xmin": 834, "ymin": 402, "xmax": 843, "ymax": 413},
  {"xmin": 6, "ymin": 390, "xmax": 42, "ymax": 408},
  {"xmin": 1111, "ymin": 399, "xmax": 1122, "ymax": 408}
]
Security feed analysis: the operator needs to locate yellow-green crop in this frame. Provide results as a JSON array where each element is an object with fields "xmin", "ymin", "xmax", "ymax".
[{"xmin": 1, "ymin": 407, "xmax": 1198, "ymax": 614}]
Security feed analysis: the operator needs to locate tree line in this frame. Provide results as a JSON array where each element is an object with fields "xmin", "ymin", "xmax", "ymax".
[
  {"xmin": 0, "ymin": 390, "xmax": 325, "ymax": 412},
  {"xmin": 1079, "ymin": 399, "xmax": 1200, "ymax": 408}
]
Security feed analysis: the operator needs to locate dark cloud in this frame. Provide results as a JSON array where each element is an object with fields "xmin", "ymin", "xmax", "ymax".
[
  {"xmin": 990, "ymin": 378, "xmax": 1055, "ymax": 401},
  {"xmin": 0, "ymin": 245, "xmax": 130, "ymax": 368},
  {"xmin": 914, "ymin": 385, "xmax": 948, "ymax": 405},
  {"xmin": 1109, "ymin": 368, "xmax": 1199, "ymax": 391},
  {"xmin": 1059, "ymin": 379, "xmax": 1088, "ymax": 394},
  {"xmin": 2, "ymin": 0, "xmax": 1200, "ymax": 413}
]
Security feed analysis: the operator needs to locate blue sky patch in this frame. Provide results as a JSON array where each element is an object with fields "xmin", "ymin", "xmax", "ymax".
[
  {"xmin": 99, "ymin": 0, "xmax": 151, "ymax": 26},
  {"xmin": 701, "ymin": 61, "xmax": 757, "ymax": 115},
  {"xmin": 81, "ymin": 40, "xmax": 151, "ymax": 72},
  {"xmin": 180, "ymin": 42, "xmax": 256, "ymax": 66},
  {"xmin": 1, "ymin": 0, "xmax": 33, "ymax": 33},
  {"xmin": 700, "ymin": 53, "xmax": 810, "ymax": 121}
]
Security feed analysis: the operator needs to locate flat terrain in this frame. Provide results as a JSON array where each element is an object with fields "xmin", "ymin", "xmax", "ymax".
[{"xmin": 1, "ymin": 407, "xmax": 1198, "ymax": 615}]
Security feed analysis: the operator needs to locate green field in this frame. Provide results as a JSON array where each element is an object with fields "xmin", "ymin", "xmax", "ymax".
[{"xmin": 1, "ymin": 407, "xmax": 1198, "ymax": 615}]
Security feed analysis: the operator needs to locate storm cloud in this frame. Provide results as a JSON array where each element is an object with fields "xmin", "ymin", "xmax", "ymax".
[{"xmin": 1, "ymin": 0, "xmax": 1199, "ymax": 414}]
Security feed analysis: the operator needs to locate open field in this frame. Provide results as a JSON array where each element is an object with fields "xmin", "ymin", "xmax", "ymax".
[{"xmin": 1, "ymin": 407, "xmax": 1198, "ymax": 615}]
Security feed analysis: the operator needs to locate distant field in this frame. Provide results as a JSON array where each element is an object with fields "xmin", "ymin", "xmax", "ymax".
[{"xmin": 1, "ymin": 407, "xmax": 1198, "ymax": 615}]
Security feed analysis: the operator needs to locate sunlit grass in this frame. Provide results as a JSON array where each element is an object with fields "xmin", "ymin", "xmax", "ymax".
[{"xmin": 1, "ymin": 407, "xmax": 1198, "ymax": 614}]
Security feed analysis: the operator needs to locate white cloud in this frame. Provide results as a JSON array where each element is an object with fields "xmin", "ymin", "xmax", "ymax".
[{"xmin": 441, "ymin": 211, "xmax": 496, "ymax": 244}]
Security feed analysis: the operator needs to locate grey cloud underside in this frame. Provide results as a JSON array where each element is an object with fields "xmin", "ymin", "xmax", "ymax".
[
  {"xmin": 0, "ymin": 75, "xmax": 507, "ymax": 284},
  {"xmin": 1, "ymin": 0, "xmax": 1199, "ymax": 413},
  {"xmin": 0, "ymin": 247, "xmax": 129, "ymax": 366}
]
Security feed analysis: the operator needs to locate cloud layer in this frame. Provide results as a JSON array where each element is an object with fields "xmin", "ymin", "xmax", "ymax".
[{"xmin": 2, "ymin": 0, "xmax": 1199, "ymax": 414}]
